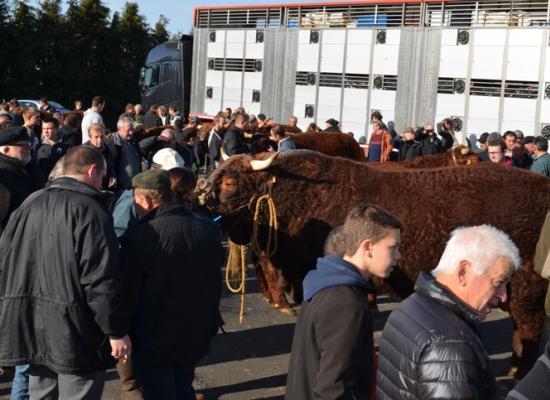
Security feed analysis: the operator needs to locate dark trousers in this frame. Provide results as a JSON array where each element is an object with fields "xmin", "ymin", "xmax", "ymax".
[
  {"xmin": 133, "ymin": 358, "xmax": 195, "ymax": 400},
  {"xmin": 28, "ymin": 365, "xmax": 105, "ymax": 400}
]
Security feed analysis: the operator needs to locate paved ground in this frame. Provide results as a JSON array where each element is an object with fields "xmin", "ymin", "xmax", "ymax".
[{"xmin": 0, "ymin": 264, "xmax": 516, "ymax": 400}]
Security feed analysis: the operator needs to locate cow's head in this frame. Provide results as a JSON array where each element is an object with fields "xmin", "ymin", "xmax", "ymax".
[{"xmin": 199, "ymin": 153, "xmax": 279, "ymax": 244}]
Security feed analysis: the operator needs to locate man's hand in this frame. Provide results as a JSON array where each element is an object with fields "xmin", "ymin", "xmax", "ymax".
[{"xmin": 110, "ymin": 335, "xmax": 132, "ymax": 361}]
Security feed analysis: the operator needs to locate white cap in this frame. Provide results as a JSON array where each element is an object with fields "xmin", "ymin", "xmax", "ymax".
[{"xmin": 152, "ymin": 148, "xmax": 185, "ymax": 170}]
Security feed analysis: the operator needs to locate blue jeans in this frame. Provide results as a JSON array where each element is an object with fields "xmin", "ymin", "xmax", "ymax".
[
  {"xmin": 10, "ymin": 364, "xmax": 30, "ymax": 400},
  {"xmin": 133, "ymin": 358, "xmax": 195, "ymax": 400}
]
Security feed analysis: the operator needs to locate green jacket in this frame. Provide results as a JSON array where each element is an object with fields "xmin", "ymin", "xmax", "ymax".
[{"xmin": 530, "ymin": 153, "xmax": 550, "ymax": 177}]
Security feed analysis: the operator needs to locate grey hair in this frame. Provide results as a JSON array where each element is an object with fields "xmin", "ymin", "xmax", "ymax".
[
  {"xmin": 117, "ymin": 116, "xmax": 134, "ymax": 129},
  {"xmin": 48, "ymin": 156, "xmax": 65, "ymax": 181},
  {"xmin": 324, "ymin": 226, "xmax": 345, "ymax": 257},
  {"xmin": 431, "ymin": 224, "xmax": 521, "ymax": 277}
]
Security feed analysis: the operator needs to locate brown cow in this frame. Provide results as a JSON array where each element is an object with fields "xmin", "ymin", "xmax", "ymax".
[
  {"xmin": 249, "ymin": 132, "xmax": 364, "ymax": 161},
  {"xmin": 249, "ymin": 145, "xmax": 480, "ymax": 312},
  {"xmin": 203, "ymin": 150, "xmax": 550, "ymax": 377},
  {"xmin": 372, "ymin": 145, "xmax": 480, "ymax": 169},
  {"xmin": 291, "ymin": 132, "xmax": 363, "ymax": 161}
]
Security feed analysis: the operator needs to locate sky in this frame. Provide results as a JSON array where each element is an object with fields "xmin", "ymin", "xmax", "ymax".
[{"xmin": 85, "ymin": 1, "xmax": 323, "ymax": 35}]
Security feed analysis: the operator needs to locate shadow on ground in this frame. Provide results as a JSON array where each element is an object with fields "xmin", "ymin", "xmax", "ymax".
[
  {"xmin": 201, "ymin": 323, "xmax": 295, "ymax": 366},
  {"xmin": 201, "ymin": 374, "xmax": 286, "ymax": 399}
]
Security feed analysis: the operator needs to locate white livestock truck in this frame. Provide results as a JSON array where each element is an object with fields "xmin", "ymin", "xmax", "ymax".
[{"xmin": 140, "ymin": 0, "xmax": 550, "ymax": 142}]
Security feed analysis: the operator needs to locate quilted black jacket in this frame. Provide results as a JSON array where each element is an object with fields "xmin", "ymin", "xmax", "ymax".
[{"xmin": 377, "ymin": 272, "xmax": 496, "ymax": 400}]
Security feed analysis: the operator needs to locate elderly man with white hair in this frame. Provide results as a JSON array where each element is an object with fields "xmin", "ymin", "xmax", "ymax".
[
  {"xmin": 377, "ymin": 224, "xmax": 520, "ymax": 400},
  {"xmin": 114, "ymin": 116, "xmax": 141, "ymax": 190}
]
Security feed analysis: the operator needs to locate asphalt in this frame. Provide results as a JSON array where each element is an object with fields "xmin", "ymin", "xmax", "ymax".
[{"xmin": 0, "ymin": 265, "xmax": 516, "ymax": 400}]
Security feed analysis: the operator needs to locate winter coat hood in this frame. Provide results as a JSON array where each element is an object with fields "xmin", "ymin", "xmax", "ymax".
[{"xmin": 303, "ymin": 255, "xmax": 372, "ymax": 301}]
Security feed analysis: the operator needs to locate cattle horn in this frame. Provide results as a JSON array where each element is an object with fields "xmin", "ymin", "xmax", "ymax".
[
  {"xmin": 220, "ymin": 147, "xmax": 229, "ymax": 161},
  {"xmin": 460, "ymin": 147, "xmax": 471, "ymax": 156},
  {"xmin": 250, "ymin": 153, "xmax": 278, "ymax": 171}
]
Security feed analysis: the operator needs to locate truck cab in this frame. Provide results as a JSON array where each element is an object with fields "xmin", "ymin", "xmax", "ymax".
[{"xmin": 140, "ymin": 35, "xmax": 193, "ymax": 117}]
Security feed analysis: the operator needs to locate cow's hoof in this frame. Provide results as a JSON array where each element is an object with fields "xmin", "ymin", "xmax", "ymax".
[
  {"xmin": 506, "ymin": 366, "xmax": 518, "ymax": 378},
  {"xmin": 262, "ymin": 296, "xmax": 274, "ymax": 305},
  {"xmin": 280, "ymin": 307, "xmax": 297, "ymax": 316}
]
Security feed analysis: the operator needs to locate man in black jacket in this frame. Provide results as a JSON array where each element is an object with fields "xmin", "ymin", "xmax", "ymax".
[
  {"xmin": 323, "ymin": 118, "xmax": 342, "ymax": 133},
  {"xmin": 377, "ymin": 224, "xmax": 520, "ymax": 400},
  {"xmin": 395, "ymin": 128, "xmax": 422, "ymax": 161},
  {"xmin": 0, "ymin": 146, "xmax": 131, "ymax": 399},
  {"xmin": 85, "ymin": 123, "xmax": 118, "ymax": 190},
  {"xmin": 0, "ymin": 126, "xmax": 36, "ymax": 227},
  {"xmin": 121, "ymin": 169, "xmax": 224, "ymax": 400},
  {"xmin": 222, "ymin": 114, "xmax": 249, "ymax": 157},
  {"xmin": 208, "ymin": 113, "xmax": 225, "ymax": 168},
  {"xmin": 35, "ymin": 117, "xmax": 72, "ymax": 187},
  {"xmin": 113, "ymin": 117, "xmax": 142, "ymax": 190},
  {"xmin": 286, "ymin": 204, "xmax": 402, "ymax": 400},
  {"xmin": 415, "ymin": 124, "xmax": 443, "ymax": 156}
]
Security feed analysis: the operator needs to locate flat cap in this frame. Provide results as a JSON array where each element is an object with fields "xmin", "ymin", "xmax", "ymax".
[
  {"xmin": 132, "ymin": 169, "xmax": 171, "ymax": 192},
  {"xmin": 0, "ymin": 126, "xmax": 31, "ymax": 146},
  {"xmin": 189, "ymin": 115, "xmax": 201, "ymax": 124}
]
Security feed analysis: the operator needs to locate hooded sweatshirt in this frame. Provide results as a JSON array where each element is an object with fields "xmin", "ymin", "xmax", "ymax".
[
  {"xmin": 286, "ymin": 255, "xmax": 375, "ymax": 400},
  {"xmin": 303, "ymin": 255, "xmax": 372, "ymax": 301}
]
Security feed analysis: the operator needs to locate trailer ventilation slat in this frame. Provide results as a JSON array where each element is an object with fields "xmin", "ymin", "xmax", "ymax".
[
  {"xmin": 344, "ymin": 73, "xmax": 370, "ymax": 89},
  {"xmin": 504, "ymin": 80, "xmax": 539, "ymax": 99},
  {"xmin": 425, "ymin": 0, "xmax": 549, "ymax": 27},
  {"xmin": 319, "ymin": 72, "xmax": 343, "ymax": 87},
  {"xmin": 438, "ymin": 77, "xmax": 456, "ymax": 94},
  {"xmin": 207, "ymin": 58, "xmax": 262, "ymax": 72},
  {"xmin": 380, "ymin": 75, "xmax": 398, "ymax": 91},
  {"xmin": 195, "ymin": 1, "xmax": 550, "ymax": 29},
  {"xmin": 470, "ymin": 79, "xmax": 502, "ymax": 97}
]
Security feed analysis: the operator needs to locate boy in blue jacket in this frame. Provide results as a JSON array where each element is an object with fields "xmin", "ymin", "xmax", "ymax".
[{"xmin": 286, "ymin": 203, "xmax": 402, "ymax": 400}]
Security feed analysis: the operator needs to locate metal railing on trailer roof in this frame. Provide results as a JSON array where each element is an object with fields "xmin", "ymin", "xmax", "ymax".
[{"xmin": 194, "ymin": 0, "xmax": 550, "ymax": 29}]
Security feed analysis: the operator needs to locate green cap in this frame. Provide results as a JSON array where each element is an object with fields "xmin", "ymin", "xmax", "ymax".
[{"xmin": 131, "ymin": 169, "xmax": 171, "ymax": 191}]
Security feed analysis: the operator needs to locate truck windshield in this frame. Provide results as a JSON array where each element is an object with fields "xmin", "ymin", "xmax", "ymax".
[{"xmin": 141, "ymin": 64, "xmax": 160, "ymax": 90}]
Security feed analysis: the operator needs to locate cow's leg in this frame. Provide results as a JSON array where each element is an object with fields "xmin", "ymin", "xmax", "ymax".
[
  {"xmin": 508, "ymin": 269, "xmax": 547, "ymax": 379},
  {"xmin": 255, "ymin": 252, "xmax": 295, "ymax": 315},
  {"xmin": 253, "ymin": 254, "xmax": 273, "ymax": 305},
  {"xmin": 264, "ymin": 258, "xmax": 295, "ymax": 316}
]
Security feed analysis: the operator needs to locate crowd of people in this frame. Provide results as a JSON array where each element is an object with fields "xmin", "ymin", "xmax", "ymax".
[
  {"xmin": 1, "ymin": 95, "xmax": 550, "ymax": 400},
  {"xmin": 361, "ymin": 112, "xmax": 550, "ymax": 177},
  {"xmin": 0, "ymin": 97, "xmax": 229, "ymax": 400}
]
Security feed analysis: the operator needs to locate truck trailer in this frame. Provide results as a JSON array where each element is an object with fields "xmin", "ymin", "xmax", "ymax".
[{"xmin": 140, "ymin": 0, "xmax": 550, "ymax": 141}]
